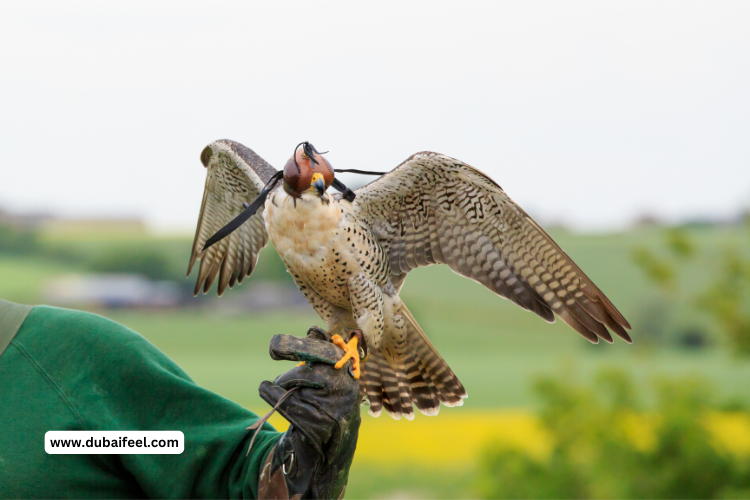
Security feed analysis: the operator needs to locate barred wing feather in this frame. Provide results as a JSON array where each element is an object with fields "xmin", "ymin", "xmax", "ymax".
[
  {"xmin": 353, "ymin": 152, "xmax": 631, "ymax": 344},
  {"xmin": 188, "ymin": 140, "xmax": 277, "ymax": 296}
]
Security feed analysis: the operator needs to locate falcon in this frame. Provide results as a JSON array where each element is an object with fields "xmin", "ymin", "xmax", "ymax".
[{"xmin": 188, "ymin": 140, "xmax": 632, "ymax": 420}]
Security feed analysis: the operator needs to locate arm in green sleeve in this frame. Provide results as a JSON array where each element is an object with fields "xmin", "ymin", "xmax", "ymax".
[{"xmin": 17, "ymin": 306, "xmax": 283, "ymax": 499}]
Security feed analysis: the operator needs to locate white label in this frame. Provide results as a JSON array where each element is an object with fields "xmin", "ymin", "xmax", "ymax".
[{"xmin": 45, "ymin": 431, "xmax": 184, "ymax": 454}]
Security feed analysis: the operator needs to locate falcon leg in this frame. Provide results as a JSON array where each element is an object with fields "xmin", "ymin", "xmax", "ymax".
[
  {"xmin": 301, "ymin": 325, "xmax": 365, "ymax": 369},
  {"xmin": 341, "ymin": 272, "xmax": 381, "ymax": 374},
  {"xmin": 331, "ymin": 332, "xmax": 363, "ymax": 379},
  {"xmin": 352, "ymin": 329, "xmax": 369, "ymax": 361}
]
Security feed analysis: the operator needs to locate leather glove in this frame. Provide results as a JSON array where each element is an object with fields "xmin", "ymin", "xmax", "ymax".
[{"xmin": 255, "ymin": 334, "xmax": 360, "ymax": 499}]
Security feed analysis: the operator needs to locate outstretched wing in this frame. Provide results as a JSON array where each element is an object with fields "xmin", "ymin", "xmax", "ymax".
[
  {"xmin": 353, "ymin": 152, "xmax": 631, "ymax": 343},
  {"xmin": 188, "ymin": 140, "xmax": 277, "ymax": 296}
]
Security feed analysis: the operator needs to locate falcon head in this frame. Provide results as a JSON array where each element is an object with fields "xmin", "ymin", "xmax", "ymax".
[{"xmin": 283, "ymin": 142, "xmax": 334, "ymax": 198}]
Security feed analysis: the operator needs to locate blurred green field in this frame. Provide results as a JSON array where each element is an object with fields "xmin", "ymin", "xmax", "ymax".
[
  {"xmin": 2, "ymin": 225, "xmax": 749, "ymax": 409},
  {"xmin": 2, "ymin": 223, "xmax": 749, "ymax": 498}
]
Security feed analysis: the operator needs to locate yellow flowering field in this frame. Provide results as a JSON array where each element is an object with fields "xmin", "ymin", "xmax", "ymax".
[
  {"xmin": 265, "ymin": 409, "xmax": 750, "ymax": 468},
  {"xmin": 704, "ymin": 411, "xmax": 750, "ymax": 457}
]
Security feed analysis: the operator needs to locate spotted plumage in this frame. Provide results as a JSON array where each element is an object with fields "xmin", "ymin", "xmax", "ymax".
[{"xmin": 189, "ymin": 141, "xmax": 632, "ymax": 420}]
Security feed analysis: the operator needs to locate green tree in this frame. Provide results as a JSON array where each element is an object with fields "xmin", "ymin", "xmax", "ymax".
[
  {"xmin": 91, "ymin": 248, "xmax": 175, "ymax": 281},
  {"xmin": 697, "ymin": 248, "xmax": 750, "ymax": 355},
  {"xmin": 632, "ymin": 225, "xmax": 750, "ymax": 355},
  {"xmin": 0, "ymin": 224, "xmax": 41, "ymax": 255},
  {"xmin": 475, "ymin": 369, "xmax": 750, "ymax": 499}
]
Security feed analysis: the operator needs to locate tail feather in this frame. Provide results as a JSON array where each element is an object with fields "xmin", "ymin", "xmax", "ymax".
[
  {"xmin": 403, "ymin": 352, "xmax": 441, "ymax": 413},
  {"xmin": 360, "ymin": 356, "xmax": 383, "ymax": 417},
  {"xmin": 401, "ymin": 305, "xmax": 467, "ymax": 402},
  {"xmin": 396, "ymin": 365, "xmax": 415, "ymax": 420},
  {"xmin": 378, "ymin": 354, "xmax": 404, "ymax": 419},
  {"xmin": 361, "ymin": 303, "xmax": 466, "ymax": 419},
  {"xmin": 417, "ymin": 355, "xmax": 462, "ymax": 407}
]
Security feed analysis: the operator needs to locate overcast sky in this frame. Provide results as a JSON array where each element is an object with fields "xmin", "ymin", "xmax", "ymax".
[{"xmin": 1, "ymin": 1, "xmax": 748, "ymax": 232}]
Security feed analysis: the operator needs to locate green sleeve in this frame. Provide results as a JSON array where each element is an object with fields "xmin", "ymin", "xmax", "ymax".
[{"xmin": 1, "ymin": 305, "xmax": 282, "ymax": 499}]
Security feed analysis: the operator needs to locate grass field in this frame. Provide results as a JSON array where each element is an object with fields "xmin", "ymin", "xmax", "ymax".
[
  {"xmin": 2, "ymin": 223, "xmax": 749, "ymax": 498},
  {"xmin": 101, "ymin": 307, "xmax": 750, "ymax": 413}
]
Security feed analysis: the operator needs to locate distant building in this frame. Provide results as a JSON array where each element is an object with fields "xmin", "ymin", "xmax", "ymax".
[
  {"xmin": 43, "ymin": 274, "xmax": 180, "ymax": 309},
  {"xmin": 40, "ymin": 218, "xmax": 147, "ymax": 237},
  {"xmin": 0, "ymin": 204, "xmax": 146, "ymax": 234},
  {"xmin": 0, "ymin": 206, "xmax": 53, "ymax": 228},
  {"xmin": 213, "ymin": 281, "xmax": 311, "ymax": 313}
]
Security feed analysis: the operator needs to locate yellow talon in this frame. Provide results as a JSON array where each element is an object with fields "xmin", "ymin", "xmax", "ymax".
[{"xmin": 331, "ymin": 334, "xmax": 361, "ymax": 379}]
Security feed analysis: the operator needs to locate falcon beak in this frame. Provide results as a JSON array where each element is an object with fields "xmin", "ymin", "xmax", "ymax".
[{"xmin": 311, "ymin": 172, "xmax": 326, "ymax": 196}]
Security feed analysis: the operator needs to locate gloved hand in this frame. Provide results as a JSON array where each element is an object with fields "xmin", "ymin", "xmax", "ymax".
[{"xmin": 255, "ymin": 334, "xmax": 361, "ymax": 500}]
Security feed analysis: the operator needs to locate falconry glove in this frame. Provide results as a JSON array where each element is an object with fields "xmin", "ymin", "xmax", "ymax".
[{"xmin": 256, "ymin": 334, "xmax": 360, "ymax": 500}]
